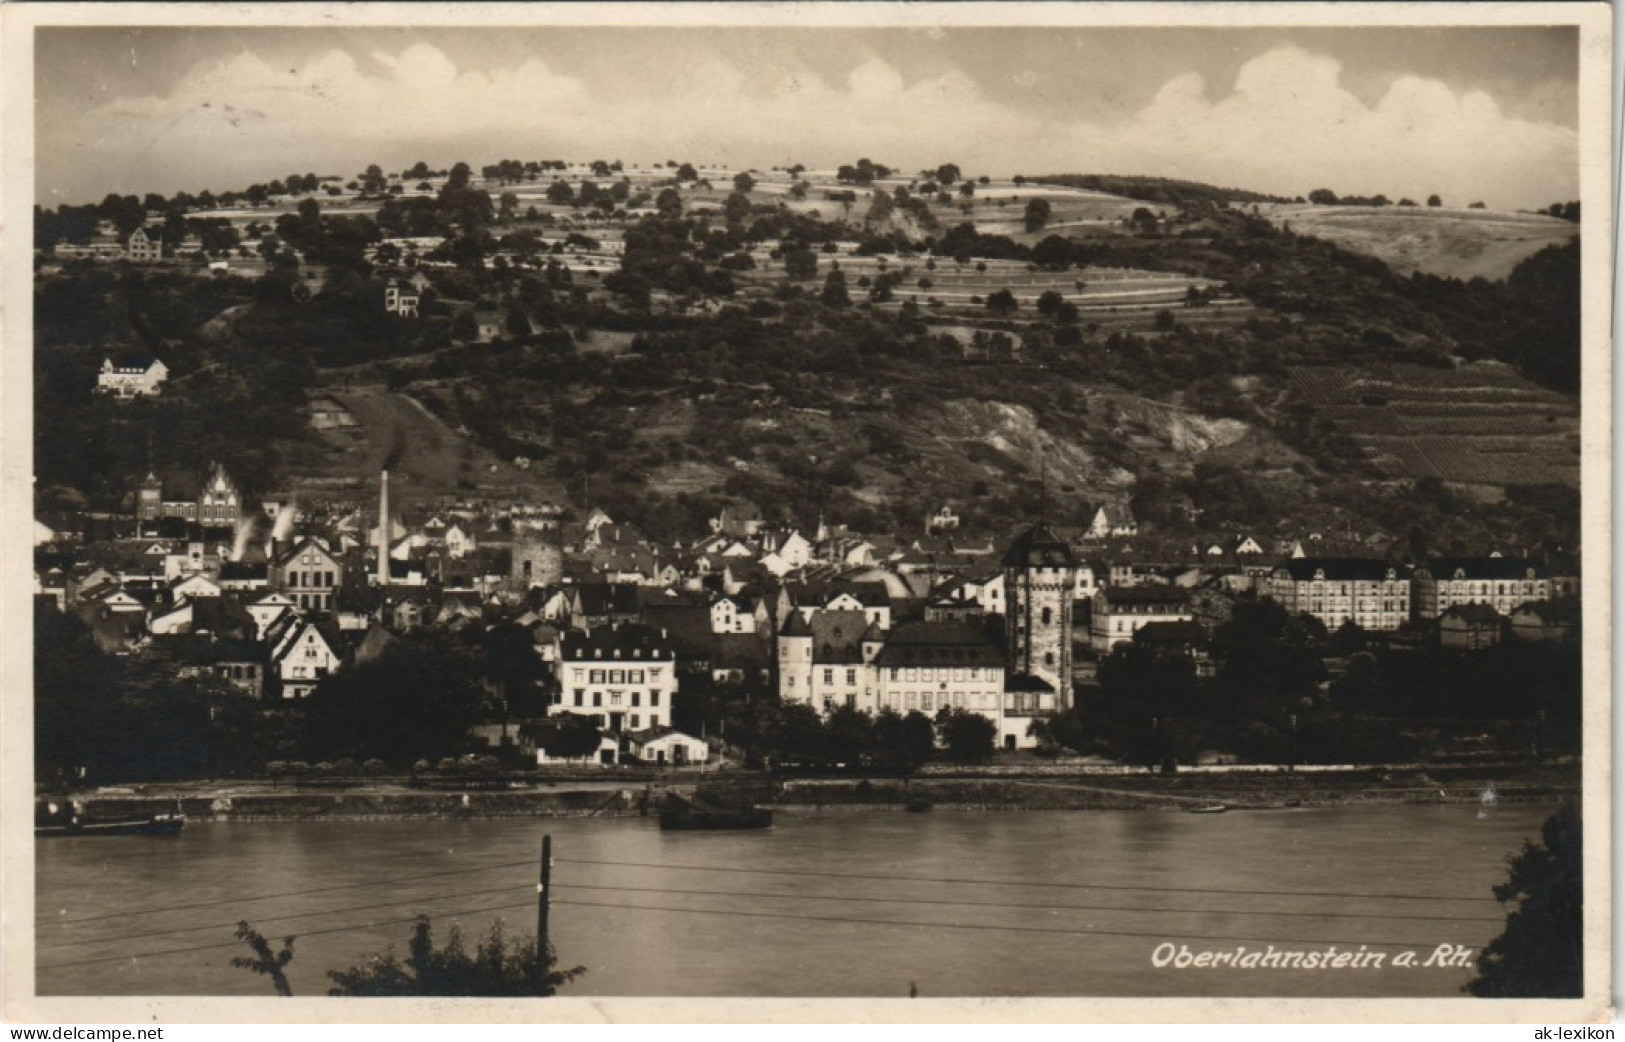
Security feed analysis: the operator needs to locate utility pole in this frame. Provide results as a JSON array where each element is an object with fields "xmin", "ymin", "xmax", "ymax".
[{"xmin": 536, "ymin": 833, "xmax": 553, "ymax": 996}]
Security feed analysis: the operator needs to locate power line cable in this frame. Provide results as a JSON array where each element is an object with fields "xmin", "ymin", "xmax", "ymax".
[
  {"xmin": 41, "ymin": 871, "xmax": 1504, "ymax": 957},
  {"xmin": 38, "ymin": 899, "xmax": 537, "ymax": 972},
  {"xmin": 549, "ymin": 897, "xmax": 1462, "ymax": 949},
  {"xmin": 552, "ymin": 882, "xmax": 1505, "ymax": 924},
  {"xmin": 553, "ymin": 856, "xmax": 1501, "ymax": 903},
  {"xmin": 39, "ymin": 881, "xmax": 538, "ymax": 952},
  {"xmin": 52, "ymin": 857, "xmax": 538, "ymax": 925}
]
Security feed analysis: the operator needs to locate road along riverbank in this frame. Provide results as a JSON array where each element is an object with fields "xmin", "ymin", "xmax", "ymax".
[{"xmin": 47, "ymin": 761, "xmax": 1577, "ymax": 822}]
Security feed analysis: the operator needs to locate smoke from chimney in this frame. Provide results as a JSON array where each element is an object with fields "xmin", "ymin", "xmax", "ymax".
[{"xmin": 377, "ymin": 469, "xmax": 391, "ymax": 586}]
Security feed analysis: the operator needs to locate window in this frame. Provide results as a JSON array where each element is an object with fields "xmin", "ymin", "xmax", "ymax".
[
  {"xmin": 589, "ymin": 669, "xmax": 605, "ymax": 684},
  {"xmin": 650, "ymin": 692, "xmax": 660, "ymax": 707},
  {"xmin": 1042, "ymin": 607, "xmax": 1052, "ymax": 625},
  {"xmin": 824, "ymin": 668, "xmax": 834, "ymax": 685},
  {"xmin": 611, "ymin": 692, "xmax": 623, "ymax": 706},
  {"xmin": 630, "ymin": 670, "xmax": 645, "ymax": 684},
  {"xmin": 610, "ymin": 670, "xmax": 625, "ymax": 684},
  {"xmin": 632, "ymin": 692, "xmax": 641, "ymax": 707},
  {"xmin": 890, "ymin": 667, "xmax": 901, "ymax": 680},
  {"xmin": 631, "ymin": 715, "xmax": 641, "ymax": 729},
  {"xmin": 592, "ymin": 692, "xmax": 602, "ymax": 707},
  {"xmin": 846, "ymin": 669, "xmax": 857, "ymax": 686}
]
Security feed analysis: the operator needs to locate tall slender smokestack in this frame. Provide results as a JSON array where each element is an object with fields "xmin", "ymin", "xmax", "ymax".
[{"xmin": 377, "ymin": 469, "xmax": 390, "ymax": 586}]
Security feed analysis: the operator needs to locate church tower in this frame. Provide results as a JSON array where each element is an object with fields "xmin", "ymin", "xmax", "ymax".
[{"xmin": 1001, "ymin": 523, "xmax": 1078, "ymax": 707}]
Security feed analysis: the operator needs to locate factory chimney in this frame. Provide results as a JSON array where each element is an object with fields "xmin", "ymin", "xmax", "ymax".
[{"xmin": 377, "ymin": 469, "xmax": 390, "ymax": 587}]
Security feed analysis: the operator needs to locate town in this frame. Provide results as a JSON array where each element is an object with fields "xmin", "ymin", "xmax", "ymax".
[{"xmin": 33, "ymin": 157, "xmax": 1583, "ymax": 785}]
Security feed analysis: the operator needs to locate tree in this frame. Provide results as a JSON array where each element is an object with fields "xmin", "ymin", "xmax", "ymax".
[
  {"xmin": 783, "ymin": 246, "xmax": 818, "ymax": 282},
  {"xmin": 938, "ymin": 709, "xmax": 995, "ymax": 764},
  {"xmin": 1023, "ymin": 197, "xmax": 1052, "ymax": 233},
  {"xmin": 232, "ymin": 922, "xmax": 295, "ymax": 997},
  {"xmin": 1307, "ymin": 188, "xmax": 1339, "ymax": 205},
  {"xmin": 788, "ymin": 180, "xmax": 809, "ymax": 201},
  {"xmin": 676, "ymin": 163, "xmax": 698, "ymax": 182},
  {"xmin": 302, "ymin": 632, "xmax": 485, "ymax": 764},
  {"xmin": 723, "ymin": 192, "xmax": 752, "ymax": 226},
  {"xmin": 1468, "ymin": 803, "xmax": 1582, "ymax": 997},
  {"xmin": 1427, "ymin": 194, "xmax": 1443, "ymax": 207},
  {"xmin": 821, "ymin": 269, "xmax": 851, "ymax": 308},
  {"xmin": 538, "ymin": 714, "xmax": 604, "ymax": 760},
  {"xmin": 1153, "ymin": 308, "xmax": 1176, "ymax": 331},
  {"xmin": 986, "ymin": 288, "xmax": 1017, "ymax": 314},
  {"xmin": 732, "ymin": 171, "xmax": 756, "ymax": 194},
  {"xmin": 866, "ymin": 191, "xmax": 894, "ymax": 225},
  {"xmin": 320, "ymin": 915, "xmax": 583, "ymax": 996},
  {"xmin": 448, "ymin": 162, "xmax": 472, "ymax": 191},
  {"xmin": 1036, "ymin": 289, "xmax": 1064, "ymax": 316},
  {"xmin": 935, "ymin": 163, "xmax": 962, "ymax": 186},
  {"xmin": 545, "ymin": 181, "xmax": 574, "ymax": 205}
]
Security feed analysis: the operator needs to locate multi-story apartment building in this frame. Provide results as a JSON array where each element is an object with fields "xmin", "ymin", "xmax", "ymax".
[
  {"xmin": 1411, "ymin": 557, "xmax": 1551, "ymax": 618},
  {"xmin": 553, "ymin": 624, "xmax": 678, "ymax": 734},
  {"xmin": 1268, "ymin": 558, "xmax": 1411, "ymax": 631},
  {"xmin": 1089, "ymin": 584, "xmax": 1196, "ymax": 652},
  {"xmin": 777, "ymin": 609, "xmax": 883, "ymax": 711}
]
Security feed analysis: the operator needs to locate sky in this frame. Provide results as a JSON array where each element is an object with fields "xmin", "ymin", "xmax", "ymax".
[{"xmin": 34, "ymin": 24, "xmax": 1580, "ymax": 210}]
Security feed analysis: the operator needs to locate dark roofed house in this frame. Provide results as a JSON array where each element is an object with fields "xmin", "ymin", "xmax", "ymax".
[
  {"xmin": 808, "ymin": 609, "xmax": 872, "ymax": 665},
  {"xmin": 711, "ymin": 632, "xmax": 770, "ymax": 685},
  {"xmin": 872, "ymin": 620, "xmax": 1013, "ymax": 744},
  {"xmin": 568, "ymin": 582, "xmax": 643, "ymax": 632},
  {"xmin": 1133, "ymin": 620, "xmax": 1214, "ymax": 676},
  {"xmin": 873, "ymin": 620, "xmax": 1004, "ymax": 668},
  {"xmin": 1438, "ymin": 603, "xmax": 1506, "ymax": 651},
  {"xmin": 1509, "ymin": 597, "xmax": 1580, "ymax": 643},
  {"xmin": 640, "ymin": 603, "xmax": 714, "ymax": 674}
]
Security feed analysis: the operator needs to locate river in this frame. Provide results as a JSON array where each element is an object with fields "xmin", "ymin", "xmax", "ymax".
[{"xmin": 35, "ymin": 803, "xmax": 1551, "ymax": 998}]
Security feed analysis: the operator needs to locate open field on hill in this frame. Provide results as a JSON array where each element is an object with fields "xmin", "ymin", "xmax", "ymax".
[
  {"xmin": 1262, "ymin": 204, "xmax": 1577, "ymax": 281},
  {"xmin": 298, "ymin": 383, "xmax": 565, "ymax": 505},
  {"xmin": 1289, "ymin": 363, "xmax": 1580, "ymax": 488}
]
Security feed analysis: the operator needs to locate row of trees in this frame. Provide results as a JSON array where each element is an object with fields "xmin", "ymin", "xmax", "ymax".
[{"xmin": 1041, "ymin": 600, "xmax": 1581, "ymax": 769}]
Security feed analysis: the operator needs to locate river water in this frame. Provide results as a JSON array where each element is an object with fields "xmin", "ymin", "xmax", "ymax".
[{"xmin": 35, "ymin": 804, "xmax": 1551, "ymax": 998}]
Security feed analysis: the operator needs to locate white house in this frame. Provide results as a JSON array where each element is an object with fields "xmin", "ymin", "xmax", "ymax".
[
  {"xmin": 268, "ymin": 616, "xmax": 343, "ymax": 699},
  {"xmin": 551, "ymin": 624, "xmax": 679, "ymax": 738},
  {"xmin": 97, "ymin": 355, "xmax": 169, "ymax": 398},
  {"xmin": 623, "ymin": 727, "xmax": 710, "ymax": 766}
]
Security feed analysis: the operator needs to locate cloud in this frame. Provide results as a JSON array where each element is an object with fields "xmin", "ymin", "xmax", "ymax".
[
  {"xmin": 1070, "ymin": 46, "xmax": 1578, "ymax": 207},
  {"xmin": 44, "ymin": 41, "xmax": 1576, "ymax": 209}
]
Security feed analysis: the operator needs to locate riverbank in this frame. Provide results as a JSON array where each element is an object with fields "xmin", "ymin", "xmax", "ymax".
[
  {"xmin": 715, "ymin": 762, "xmax": 1576, "ymax": 813},
  {"xmin": 50, "ymin": 761, "xmax": 1577, "ymax": 822}
]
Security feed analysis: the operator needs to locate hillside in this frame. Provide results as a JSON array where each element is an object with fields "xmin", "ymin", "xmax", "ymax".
[
  {"xmin": 33, "ymin": 157, "xmax": 1582, "ymax": 555},
  {"xmin": 1260, "ymin": 204, "xmax": 1578, "ymax": 280}
]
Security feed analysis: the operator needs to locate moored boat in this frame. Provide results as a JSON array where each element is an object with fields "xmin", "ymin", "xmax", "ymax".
[
  {"xmin": 1185, "ymin": 803, "xmax": 1228, "ymax": 815},
  {"xmin": 658, "ymin": 794, "xmax": 773, "ymax": 831},
  {"xmin": 36, "ymin": 800, "xmax": 187, "ymax": 838}
]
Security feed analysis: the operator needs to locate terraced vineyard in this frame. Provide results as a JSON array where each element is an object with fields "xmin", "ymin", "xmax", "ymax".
[{"xmin": 1289, "ymin": 363, "xmax": 1580, "ymax": 488}]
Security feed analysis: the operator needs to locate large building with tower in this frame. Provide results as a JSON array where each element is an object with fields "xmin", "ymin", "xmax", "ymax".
[
  {"xmin": 774, "ymin": 521, "xmax": 1077, "ymax": 750},
  {"xmin": 1000, "ymin": 522, "xmax": 1078, "ymax": 706}
]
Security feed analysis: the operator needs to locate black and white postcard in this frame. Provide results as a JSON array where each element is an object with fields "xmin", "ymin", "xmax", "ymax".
[{"xmin": 1, "ymin": 1, "xmax": 1612, "ymax": 1026}]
